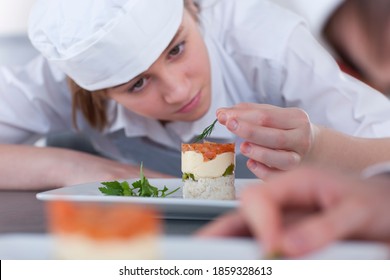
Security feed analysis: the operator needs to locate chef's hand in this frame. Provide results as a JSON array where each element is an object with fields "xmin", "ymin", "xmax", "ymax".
[
  {"xmin": 60, "ymin": 150, "xmax": 172, "ymax": 187},
  {"xmin": 217, "ymin": 103, "xmax": 317, "ymax": 180},
  {"xmin": 197, "ymin": 166, "xmax": 390, "ymax": 257},
  {"xmin": 0, "ymin": 144, "xmax": 171, "ymax": 190}
]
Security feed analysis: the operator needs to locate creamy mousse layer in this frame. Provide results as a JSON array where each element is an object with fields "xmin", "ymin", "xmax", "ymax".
[{"xmin": 182, "ymin": 151, "xmax": 235, "ymax": 179}]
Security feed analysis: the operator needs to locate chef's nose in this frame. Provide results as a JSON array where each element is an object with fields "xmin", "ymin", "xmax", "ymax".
[{"xmin": 160, "ymin": 70, "xmax": 191, "ymax": 104}]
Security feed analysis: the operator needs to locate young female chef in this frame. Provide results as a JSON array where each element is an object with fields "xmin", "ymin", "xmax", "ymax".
[{"xmin": 1, "ymin": 0, "xmax": 390, "ymax": 190}]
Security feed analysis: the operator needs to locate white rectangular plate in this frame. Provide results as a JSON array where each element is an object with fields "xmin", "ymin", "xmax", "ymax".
[
  {"xmin": 36, "ymin": 178, "xmax": 261, "ymax": 220},
  {"xmin": 0, "ymin": 234, "xmax": 389, "ymax": 260}
]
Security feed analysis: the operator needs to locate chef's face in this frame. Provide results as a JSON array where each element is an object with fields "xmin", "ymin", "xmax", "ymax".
[{"xmin": 106, "ymin": 9, "xmax": 212, "ymax": 122}]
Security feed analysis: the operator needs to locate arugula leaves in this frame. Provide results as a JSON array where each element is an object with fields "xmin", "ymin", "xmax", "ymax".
[{"xmin": 99, "ymin": 163, "xmax": 180, "ymax": 198}]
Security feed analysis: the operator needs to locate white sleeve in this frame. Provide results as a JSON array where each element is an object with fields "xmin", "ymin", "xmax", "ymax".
[
  {"xmin": 277, "ymin": 23, "xmax": 390, "ymax": 138},
  {"xmin": 361, "ymin": 161, "xmax": 390, "ymax": 178},
  {"xmin": 0, "ymin": 56, "xmax": 74, "ymax": 144}
]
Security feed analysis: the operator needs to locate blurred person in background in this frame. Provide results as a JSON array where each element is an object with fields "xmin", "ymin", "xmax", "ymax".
[{"xmin": 272, "ymin": 0, "xmax": 390, "ymax": 95}]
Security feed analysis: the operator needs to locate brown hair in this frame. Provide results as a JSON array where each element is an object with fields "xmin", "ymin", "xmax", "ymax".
[
  {"xmin": 353, "ymin": 0, "xmax": 390, "ymax": 61},
  {"xmin": 324, "ymin": 0, "xmax": 390, "ymax": 62},
  {"xmin": 68, "ymin": 79, "xmax": 108, "ymax": 131},
  {"xmin": 69, "ymin": 0, "xmax": 199, "ymax": 131}
]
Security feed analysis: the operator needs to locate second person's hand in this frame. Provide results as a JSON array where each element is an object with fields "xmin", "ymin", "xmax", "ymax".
[{"xmin": 197, "ymin": 166, "xmax": 390, "ymax": 258}]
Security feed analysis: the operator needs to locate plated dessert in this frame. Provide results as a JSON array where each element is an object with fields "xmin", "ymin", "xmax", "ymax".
[
  {"xmin": 96, "ymin": 120, "xmax": 236, "ymax": 201},
  {"xmin": 181, "ymin": 142, "xmax": 236, "ymax": 200},
  {"xmin": 46, "ymin": 200, "xmax": 161, "ymax": 259}
]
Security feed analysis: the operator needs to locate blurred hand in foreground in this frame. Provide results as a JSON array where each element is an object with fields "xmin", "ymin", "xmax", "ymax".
[{"xmin": 197, "ymin": 166, "xmax": 390, "ymax": 257}]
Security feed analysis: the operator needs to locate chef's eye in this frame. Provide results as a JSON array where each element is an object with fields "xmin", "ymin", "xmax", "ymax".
[
  {"xmin": 168, "ymin": 41, "xmax": 185, "ymax": 58},
  {"xmin": 129, "ymin": 77, "xmax": 148, "ymax": 93}
]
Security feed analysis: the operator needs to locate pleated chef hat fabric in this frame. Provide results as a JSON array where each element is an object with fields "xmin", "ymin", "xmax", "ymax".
[{"xmin": 28, "ymin": 0, "xmax": 184, "ymax": 91}]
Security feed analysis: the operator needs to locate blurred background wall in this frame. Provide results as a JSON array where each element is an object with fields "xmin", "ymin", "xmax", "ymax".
[
  {"xmin": 0, "ymin": 0, "xmax": 38, "ymax": 65},
  {"xmin": 0, "ymin": 0, "xmax": 102, "ymax": 150}
]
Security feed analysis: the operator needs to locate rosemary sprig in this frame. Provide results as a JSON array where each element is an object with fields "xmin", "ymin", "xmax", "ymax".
[{"xmin": 194, "ymin": 119, "xmax": 218, "ymax": 142}]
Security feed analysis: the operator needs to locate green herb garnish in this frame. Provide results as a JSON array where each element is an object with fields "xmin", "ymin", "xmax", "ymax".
[
  {"xmin": 99, "ymin": 163, "xmax": 180, "ymax": 197},
  {"xmin": 222, "ymin": 164, "xmax": 235, "ymax": 176},
  {"xmin": 182, "ymin": 173, "xmax": 196, "ymax": 181},
  {"xmin": 182, "ymin": 165, "xmax": 234, "ymax": 182},
  {"xmin": 194, "ymin": 119, "xmax": 218, "ymax": 142}
]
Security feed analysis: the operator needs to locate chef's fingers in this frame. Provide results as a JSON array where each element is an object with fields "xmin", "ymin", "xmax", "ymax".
[
  {"xmin": 280, "ymin": 197, "xmax": 370, "ymax": 257},
  {"xmin": 217, "ymin": 103, "xmax": 310, "ymax": 130},
  {"xmin": 239, "ymin": 185, "xmax": 283, "ymax": 254},
  {"xmin": 246, "ymin": 159, "xmax": 284, "ymax": 180},
  {"xmin": 240, "ymin": 169, "xmax": 348, "ymax": 253},
  {"xmin": 242, "ymin": 143, "xmax": 301, "ymax": 171},
  {"xmin": 218, "ymin": 116, "xmax": 312, "ymax": 157},
  {"xmin": 195, "ymin": 211, "xmax": 251, "ymax": 237}
]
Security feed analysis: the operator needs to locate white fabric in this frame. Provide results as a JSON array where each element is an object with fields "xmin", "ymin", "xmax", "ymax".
[
  {"xmin": 1, "ymin": 0, "xmax": 390, "ymax": 173},
  {"xmin": 271, "ymin": 0, "xmax": 343, "ymax": 47},
  {"xmin": 28, "ymin": 0, "xmax": 183, "ymax": 91},
  {"xmin": 362, "ymin": 161, "xmax": 390, "ymax": 178}
]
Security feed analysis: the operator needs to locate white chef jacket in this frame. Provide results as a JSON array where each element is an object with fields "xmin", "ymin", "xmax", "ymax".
[
  {"xmin": 1, "ymin": 0, "xmax": 390, "ymax": 177},
  {"xmin": 271, "ymin": 0, "xmax": 343, "ymax": 48}
]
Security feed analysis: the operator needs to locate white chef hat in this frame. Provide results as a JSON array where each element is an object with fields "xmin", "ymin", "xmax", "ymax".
[{"xmin": 28, "ymin": 0, "xmax": 184, "ymax": 91}]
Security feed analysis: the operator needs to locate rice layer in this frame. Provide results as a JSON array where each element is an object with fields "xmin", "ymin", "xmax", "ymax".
[{"xmin": 183, "ymin": 175, "xmax": 235, "ymax": 200}]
